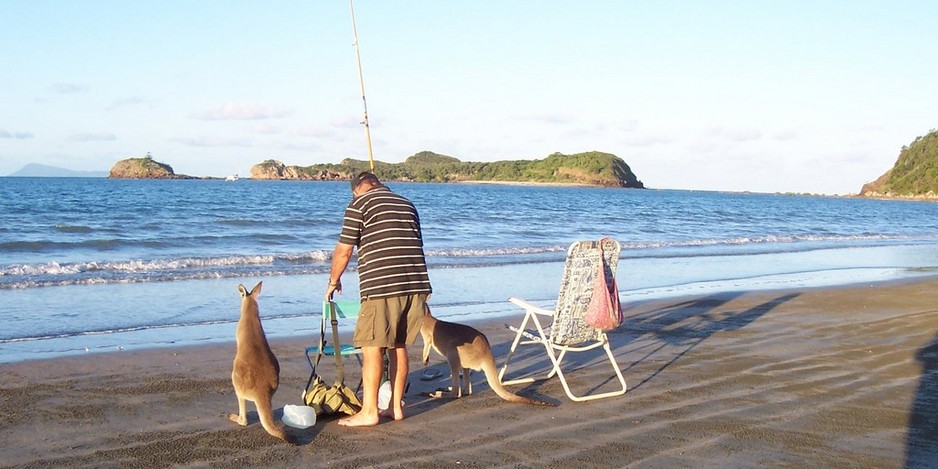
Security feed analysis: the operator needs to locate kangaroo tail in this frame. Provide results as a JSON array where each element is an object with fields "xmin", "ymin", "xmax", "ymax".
[
  {"xmin": 481, "ymin": 359, "xmax": 555, "ymax": 407},
  {"xmin": 256, "ymin": 398, "xmax": 297, "ymax": 445}
]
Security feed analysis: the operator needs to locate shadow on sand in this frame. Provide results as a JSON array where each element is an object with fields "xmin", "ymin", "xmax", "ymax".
[
  {"xmin": 484, "ymin": 291, "xmax": 798, "ymax": 397},
  {"xmin": 906, "ymin": 331, "xmax": 938, "ymax": 468},
  {"xmin": 614, "ymin": 291, "xmax": 798, "ymax": 391}
]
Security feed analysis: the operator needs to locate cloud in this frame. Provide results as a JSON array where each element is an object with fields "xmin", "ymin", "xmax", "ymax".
[
  {"xmin": 624, "ymin": 133, "xmax": 673, "ymax": 147},
  {"xmin": 773, "ymin": 128, "xmax": 799, "ymax": 141},
  {"xmin": 69, "ymin": 132, "xmax": 117, "ymax": 142},
  {"xmin": 251, "ymin": 123, "xmax": 283, "ymax": 135},
  {"xmin": 330, "ymin": 116, "xmax": 366, "ymax": 131},
  {"xmin": 279, "ymin": 141, "xmax": 325, "ymax": 152},
  {"xmin": 174, "ymin": 135, "xmax": 253, "ymax": 147},
  {"xmin": 571, "ymin": 120, "xmax": 639, "ymax": 137},
  {"xmin": 516, "ymin": 113, "xmax": 575, "ymax": 125},
  {"xmin": 613, "ymin": 119, "xmax": 640, "ymax": 132},
  {"xmin": 0, "ymin": 130, "xmax": 34, "ymax": 139},
  {"xmin": 710, "ymin": 126, "xmax": 763, "ymax": 142},
  {"xmin": 49, "ymin": 83, "xmax": 88, "ymax": 94},
  {"xmin": 190, "ymin": 103, "xmax": 292, "ymax": 121},
  {"xmin": 106, "ymin": 96, "xmax": 151, "ymax": 111},
  {"xmin": 294, "ymin": 126, "xmax": 336, "ymax": 138}
]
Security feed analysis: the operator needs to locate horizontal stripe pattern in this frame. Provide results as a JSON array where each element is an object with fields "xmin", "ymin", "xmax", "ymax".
[{"xmin": 339, "ymin": 187, "xmax": 432, "ymax": 298}]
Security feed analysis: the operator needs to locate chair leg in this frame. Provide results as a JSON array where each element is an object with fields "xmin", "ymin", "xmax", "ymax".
[
  {"xmin": 499, "ymin": 312, "xmax": 556, "ymax": 385},
  {"xmin": 554, "ymin": 338, "xmax": 627, "ymax": 402},
  {"xmin": 547, "ymin": 349, "xmax": 566, "ymax": 379},
  {"xmin": 498, "ymin": 312, "xmax": 533, "ymax": 385}
]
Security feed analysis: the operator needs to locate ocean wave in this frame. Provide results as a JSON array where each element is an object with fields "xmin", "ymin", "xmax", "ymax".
[
  {"xmin": 0, "ymin": 233, "xmax": 306, "ymax": 253},
  {"xmin": 0, "ymin": 311, "xmax": 315, "ymax": 343},
  {"xmin": 0, "ymin": 251, "xmax": 331, "ymax": 279},
  {"xmin": 2, "ymin": 234, "xmax": 935, "ymax": 289},
  {"xmin": 214, "ymin": 219, "xmax": 268, "ymax": 227},
  {"xmin": 0, "ymin": 320, "xmax": 232, "ymax": 343},
  {"xmin": 425, "ymin": 246, "xmax": 568, "ymax": 256},
  {"xmin": 619, "ymin": 233, "xmax": 926, "ymax": 250},
  {"xmin": 0, "ymin": 238, "xmax": 170, "ymax": 252},
  {"xmin": 431, "ymin": 234, "xmax": 925, "ymax": 256},
  {"xmin": 54, "ymin": 224, "xmax": 94, "ymax": 234}
]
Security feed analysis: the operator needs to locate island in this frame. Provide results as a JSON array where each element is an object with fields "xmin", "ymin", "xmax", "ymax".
[
  {"xmin": 860, "ymin": 129, "xmax": 938, "ymax": 200},
  {"xmin": 108, "ymin": 154, "xmax": 197, "ymax": 179},
  {"xmin": 7, "ymin": 164, "xmax": 107, "ymax": 178},
  {"xmin": 250, "ymin": 150, "xmax": 645, "ymax": 188},
  {"xmin": 105, "ymin": 150, "xmax": 642, "ymax": 187}
]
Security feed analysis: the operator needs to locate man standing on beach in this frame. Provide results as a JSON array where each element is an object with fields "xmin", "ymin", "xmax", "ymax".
[{"xmin": 325, "ymin": 171, "xmax": 432, "ymax": 427}]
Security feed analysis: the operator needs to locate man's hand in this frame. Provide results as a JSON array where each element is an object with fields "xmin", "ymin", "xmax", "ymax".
[
  {"xmin": 325, "ymin": 278, "xmax": 342, "ymax": 301},
  {"xmin": 326, "ymin": 243, "xmax": 354, "ymax": 301}
]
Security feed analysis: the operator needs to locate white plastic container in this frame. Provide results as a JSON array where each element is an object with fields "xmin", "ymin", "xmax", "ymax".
[
  {"xmin": 281, "ymin": 404, "xmax": 316, "ymax": 429},
  {"xmin": 377, "ymin": 380, "xmax": 392, "ymax": 410}
]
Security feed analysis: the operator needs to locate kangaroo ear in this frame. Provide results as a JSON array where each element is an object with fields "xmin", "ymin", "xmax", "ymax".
[
  {"xmin": 238, "ymin": 284, "xmax": 248, "ymax": 297},
  {"xmin": 251, "ymin": 281, "xmax": 263, "ymax": 296}
]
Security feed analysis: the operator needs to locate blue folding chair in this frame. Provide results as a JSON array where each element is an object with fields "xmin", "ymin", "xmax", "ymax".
[{"xmin": 305, "ymin": 300, "xmax": 363, "ymax": 386}]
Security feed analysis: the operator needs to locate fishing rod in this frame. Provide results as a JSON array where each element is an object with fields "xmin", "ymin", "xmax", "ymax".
[{"xmin": 349, "ymin": 0, "xmax": 375, "ymax": 174}]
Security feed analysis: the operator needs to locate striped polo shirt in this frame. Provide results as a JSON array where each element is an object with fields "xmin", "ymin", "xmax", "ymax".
[{"xmin": 338, "ymin": 186, "xmax": 432, "ymax": 299}]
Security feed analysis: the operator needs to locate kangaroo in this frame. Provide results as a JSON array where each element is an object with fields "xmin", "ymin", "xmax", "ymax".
[
  {"xmin": 421, "ymin": 307, "xmax": 554, "ymax": 406},
  {"xmin": 228, "ymin": 282, "xmax": 296, "ymax": 444}
]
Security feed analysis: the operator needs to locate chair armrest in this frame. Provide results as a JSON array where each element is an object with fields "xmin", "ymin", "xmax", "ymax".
[{"xmin": 508, "ymin": 297, "xmax": 554, "ymax": 316}]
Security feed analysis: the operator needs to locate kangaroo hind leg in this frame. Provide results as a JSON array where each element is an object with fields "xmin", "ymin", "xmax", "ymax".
[{"xmin": 228, "ymin": 392, "xmax": 248, "ymax": 426}]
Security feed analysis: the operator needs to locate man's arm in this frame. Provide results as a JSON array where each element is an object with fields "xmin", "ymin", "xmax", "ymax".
[{"xmin": 325, "ymin": 242, "xmax": 355, "ymax": 300}]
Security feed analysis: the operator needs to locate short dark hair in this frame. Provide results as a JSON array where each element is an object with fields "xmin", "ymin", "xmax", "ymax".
[{"xmin": 350, "ymin": 171, "xmax": 379, "ymax": 190}]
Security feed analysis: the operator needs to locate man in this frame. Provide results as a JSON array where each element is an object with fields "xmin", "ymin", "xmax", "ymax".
[{"xmin": 325, "ymin": 171, "xmax": 432, "ymax": 427}]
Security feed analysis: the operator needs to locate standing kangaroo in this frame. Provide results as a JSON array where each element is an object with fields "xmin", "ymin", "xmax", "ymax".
[
  {"xmin": 421, "ymin": 307, "xmax": 554, "ymax": 406},
  {"xmin": 229, "ymin": 282, "xmax": 295, "ymax": 444}
]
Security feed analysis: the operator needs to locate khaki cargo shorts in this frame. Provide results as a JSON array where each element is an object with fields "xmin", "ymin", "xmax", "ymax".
[{"xmin": 353, "ymin": 293, "xmax": 429, "ymax": 348}]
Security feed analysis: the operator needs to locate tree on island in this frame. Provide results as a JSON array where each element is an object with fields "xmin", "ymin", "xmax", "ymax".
[
  {"xmin": 251, "ymin": 150, "xmax": 645, "ymax": 188},
  {"xmin": 862, "ymin": 129, "xmax": 938, "ymax": 197}
]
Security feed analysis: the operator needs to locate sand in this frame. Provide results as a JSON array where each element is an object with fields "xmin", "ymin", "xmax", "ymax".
[{"xmin": 2, "ymin": 280, "xmax": 937, "ymax": 468}]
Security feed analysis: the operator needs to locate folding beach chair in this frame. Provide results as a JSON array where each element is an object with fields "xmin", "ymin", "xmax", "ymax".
[
  {"xmin": 304, "ymin": 300, "xmax": 363, "ymax": 390},
  {"xmin": 300, "ymin": 300, "xmax": 365, "ymax": 415},
  {"xmin": 498, "ymin": 239, "xmax": 627, "ymax": 401}
]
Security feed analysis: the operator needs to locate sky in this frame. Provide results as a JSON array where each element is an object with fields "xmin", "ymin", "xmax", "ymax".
[{"xmin": 2, "ymin": 1, "xmax": 937, "ymax": 194}]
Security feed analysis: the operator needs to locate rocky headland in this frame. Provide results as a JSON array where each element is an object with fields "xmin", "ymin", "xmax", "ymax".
[
  {"xmin": 860, "ymin": 129, "xmax": 938, "ymax": 200},
  {"xmin": 108, "ymin": 155, "xmax": 197, "ymax": 179},
  {"xmin": 249, "ymin": 160, "xmax": 352, "ymax": 181}
]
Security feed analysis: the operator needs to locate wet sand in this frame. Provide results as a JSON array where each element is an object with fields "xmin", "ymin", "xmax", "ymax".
[{"xmin": 2, "ymin": 280, "xmax": 937, "ymax": 468}]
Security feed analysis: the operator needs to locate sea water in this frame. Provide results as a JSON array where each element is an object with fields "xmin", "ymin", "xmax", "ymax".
[{"xmin": 2, "ymin": 177, "xmax": 938, "ymax": 362}]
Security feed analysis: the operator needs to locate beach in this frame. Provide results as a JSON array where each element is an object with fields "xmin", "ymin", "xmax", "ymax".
[{"xmin": 2, "ymin": 279, "xmax": 937, "ymax": 468}]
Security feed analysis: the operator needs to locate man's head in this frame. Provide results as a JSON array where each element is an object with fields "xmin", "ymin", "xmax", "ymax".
[{"xmin": 350, "ymin": 171, "xmax": 380, "ymax": 197}]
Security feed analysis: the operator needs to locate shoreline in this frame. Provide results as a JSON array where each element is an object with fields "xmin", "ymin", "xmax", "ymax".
[
  {"xmin": 3, "ymin": 279, "xmax": 937, "ymax": 467},
  {"xmin": 855, "ymin": 192, "xmax": 938, "ymax": 203},
  {"xmin": 455, "ymin": 179, "xmax": 612, "ymax": 188},
  {"xmin": 7, "ymin": 266, "xmax": 937, "ymax": 366},
  {"xmin": 12, "ymin": 175, "xmax": 938, "ymax": 201}
]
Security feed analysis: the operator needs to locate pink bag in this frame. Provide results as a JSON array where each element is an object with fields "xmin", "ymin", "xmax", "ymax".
[{"xmin": 585, "ymin": 239, "xmax": 623, "ymax": 331}]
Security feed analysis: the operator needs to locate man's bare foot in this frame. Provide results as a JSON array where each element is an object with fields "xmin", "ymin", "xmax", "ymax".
[
  {"xmin": 337, "ymin": 411, "xmax": 380, "ymax": 427},
  {"xmin": 378, "ymin": 408, "xmax": 405, "ymax": 421}
]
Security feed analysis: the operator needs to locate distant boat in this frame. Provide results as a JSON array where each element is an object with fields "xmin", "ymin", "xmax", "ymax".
[{"xmin": 225, "ymin": 174, "xmax": 239, "ymax": 181}]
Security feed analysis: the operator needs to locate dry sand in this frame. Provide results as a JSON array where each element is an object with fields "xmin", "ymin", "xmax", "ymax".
[{"xmin": 2, "ymin": 280, "xmax": 937, "ymax": 468}]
